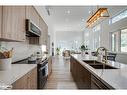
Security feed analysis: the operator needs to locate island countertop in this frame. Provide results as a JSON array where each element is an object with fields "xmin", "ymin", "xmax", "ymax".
[
  {"xmin": 71, "ymin": 54, "xmax": 127, "ymax": 89},
  {"xmin": 0, "ymin": 64, "xmax": 37, "ymax": 87}
]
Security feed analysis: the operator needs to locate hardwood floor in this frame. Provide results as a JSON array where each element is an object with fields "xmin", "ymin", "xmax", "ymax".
[{"xmin": 44, "ymin": 55, "xmax": 77, "ymax": 89}]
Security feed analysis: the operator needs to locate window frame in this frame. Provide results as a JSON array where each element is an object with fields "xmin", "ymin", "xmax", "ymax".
[
  {"xmin": 111, "ymin": 27, "xmax": 127, "ymax": 53},
  {"xmin": 120, "ymin": 28, "xmax": 127, "ymax": 52},
  {"xmin": 109, "ymin": 8, "xmax": 127, "ymax": 24},
  {"xmin": 111, "ymin": 30, "xmax": 121, "ymax": 52},
  {"xmin": 93, "ymin": 24, "xmax": 101, "ymax": 50}
]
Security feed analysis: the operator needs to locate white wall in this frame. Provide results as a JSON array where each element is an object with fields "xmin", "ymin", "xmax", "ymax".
[{"xmin": 84, "ymin": 28, "xmax": 93, "ymax": 50}]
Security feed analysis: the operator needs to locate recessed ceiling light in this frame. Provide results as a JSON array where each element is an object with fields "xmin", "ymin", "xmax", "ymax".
[
  {"xmin": 82, "ymin": 19, "xmax": 85, "ymax": 21},
  {"xmin": 67, "ymin": 10, "xmax": 70, "ymax": 14}
]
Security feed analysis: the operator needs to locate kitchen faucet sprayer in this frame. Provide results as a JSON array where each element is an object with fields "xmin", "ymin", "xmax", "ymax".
[{"xmin": 96, "ymin": 47, "xmax": 108, "ymax": 64}]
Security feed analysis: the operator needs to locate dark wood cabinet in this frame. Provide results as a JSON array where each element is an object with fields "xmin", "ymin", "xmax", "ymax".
[
  {"xmin": 70, "ymin": 56, "xmax": 111, "ymax": 89},
  {"xmin": 91, "ymin": 74, "xmax": 111, "ymax": 89},
  {"xmin": 70, "ymin": 56, "xmax": 91, "ymax": 89},
  {"xmin": 12, "ymin": 67, "xmax": 37, "ymax": 89}
]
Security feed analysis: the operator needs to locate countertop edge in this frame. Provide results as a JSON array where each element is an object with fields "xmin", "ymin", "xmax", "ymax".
[{"xmin": 70, "ymin": 54, "xmax": 127, "ymax": 89}]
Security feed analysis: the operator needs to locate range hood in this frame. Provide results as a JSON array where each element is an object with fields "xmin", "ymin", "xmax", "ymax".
[{"xmin": 26, "ymin": 19, "xmax": 41, "ymax": 37}]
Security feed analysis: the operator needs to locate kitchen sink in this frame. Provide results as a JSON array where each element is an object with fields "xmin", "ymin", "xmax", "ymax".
[
  {"xmin": 83, "ymin": 60, "xmax": 102, "ymax": 65},
  {"xmin": 83, "ymin": 60, "xmax": 117, "ymax": 69},
  {"xmin": 89, "ymin": 64, "xmax": 117, "ymax": 69}
]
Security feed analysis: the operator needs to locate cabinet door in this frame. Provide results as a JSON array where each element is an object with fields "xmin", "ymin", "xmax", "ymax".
[
  {"xmin": 0, "ymin": 6, "xmax": 2, "ymax": 38},
  {"xmin": 44, "ymin": 25, "xmax": 48, "ymax": 45},
  {"xmin": 12, "ymin": 67, "xmax": 37, "ymax": 89},
  {"xmin": 48, "ymin": 56, "xmax": 52, "ymax": 77},
  {"xmin": 39, "ymin": 16, "xmax": 48, "ymax": 45},
  {"xmin": 70, "ymin": 56, "xmax": 91, "ymax": 89},
  {"xmin": 39, "ymin": 17, "xmax": 45, "ymax": 45},
  {"xmin": 2, "ymin": 6, "xmax": 26, "ymax": 41},
  {"xmin": 70, "ymin": 57, "xmax": 73, "ymax": 72},
  {"xmin": 70, "ymin": 57, "xmax": 77, "ymax": 81},
  {"xmin": 27, "ymin": 67, "xmax": 37, "ymax": 89},
  {"xmin": 12, "ymin": 73, "xmax": 28, "ymax": 89},
  {"xmin": 91, "ymin": 75, "xmax": 110, "ymax": 89},
  {"xmin": 79, "ymin": 64, "xmax": 91, "ymax": 89},
  {"xmin": 26, "ymin": 6, "xmax": 39, "ymax": 26},
  {"xmin": 70, "ymin": 57, "xmax": 76, "ymax": 79}
]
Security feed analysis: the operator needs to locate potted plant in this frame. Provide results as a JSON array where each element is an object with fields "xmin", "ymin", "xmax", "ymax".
[
  {"xmin": 80, "ymin": 45, "xmax": 88, "ymax": 55},
  {"xmin": 80, "ymin": 45, "xmax": 85, "ymax": 51},
  {"xmin": 56, "ymin": 47, "xmax": 60, "ymax": 55}
]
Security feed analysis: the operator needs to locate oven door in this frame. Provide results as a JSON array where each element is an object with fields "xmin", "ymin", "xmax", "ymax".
[{"xmin": 38, "ymin": 62, "xmax": 48, "ymax": 89}]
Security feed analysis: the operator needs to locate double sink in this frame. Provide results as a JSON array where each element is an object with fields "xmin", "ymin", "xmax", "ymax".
[{"xmin": 83, "ymin": 60, "xmax": 118, "ymax": 69}]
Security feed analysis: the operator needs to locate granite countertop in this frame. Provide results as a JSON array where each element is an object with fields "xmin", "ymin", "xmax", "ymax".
[
  {"xmin": 0, "ymin": 64, "xmax": 37, "ymax": 88},
  {"xmin": 71, "ymin": 54, "xmax": 127, "ymax": 89}
]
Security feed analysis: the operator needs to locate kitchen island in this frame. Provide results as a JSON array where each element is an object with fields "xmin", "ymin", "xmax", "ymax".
[{"xmin": 70, "ymin": 54, "xmax": 127, "ymax": 89}]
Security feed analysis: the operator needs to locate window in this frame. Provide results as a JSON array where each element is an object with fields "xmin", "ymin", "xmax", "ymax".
[
  {"xmin": 111, "ymin": 31, "xmax": 120, "ymax": 52},
  {"xmin": 93, "ymin": 24, "xmax": 101, "ymax": 50},
  {"xmin": 84, "ymin": 32, "xmax": 89, "ymax": 47},
  {"xmin": 110, "ymin": 9, "xmax": 127, "ymax": 24},
  {"xmin": 112, "ymin": 34, "xmax": 115, "ymax": 51},
  {"xmin": 93, "ymin": 24, "xmax": 101, "ymax": 32},
  {"xmin": 111, "ymin": 28, "xmax": 127, "ymax": 52},
  {"xmin": 121, "ymin": 29, "xmax": 127, "ymax": 52}
]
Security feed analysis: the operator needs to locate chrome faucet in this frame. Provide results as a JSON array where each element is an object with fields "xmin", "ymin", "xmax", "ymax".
[{"xmin": 96, "ymin": 47, "xmax": 108, "ymax": 63}]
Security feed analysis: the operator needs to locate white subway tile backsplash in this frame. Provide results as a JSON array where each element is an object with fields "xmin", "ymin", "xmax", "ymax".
[{"xmin": 0, "ymin": 41, "xmax": 40, "ymax": 62}]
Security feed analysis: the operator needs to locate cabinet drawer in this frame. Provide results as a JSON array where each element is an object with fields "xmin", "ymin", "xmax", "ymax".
[{"xmin": 91, "ymin": 75, "xmax": 110, "ymax": 89}]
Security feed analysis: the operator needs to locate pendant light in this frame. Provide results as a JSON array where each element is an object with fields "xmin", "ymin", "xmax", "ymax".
[{"xmin": 86, "ymin": 6, "xmax": 110, "ymax": 28}]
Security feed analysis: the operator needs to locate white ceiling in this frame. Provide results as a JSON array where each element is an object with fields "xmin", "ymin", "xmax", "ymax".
[
  {"xmin": 35, "ymin": 6, "xmax": 127, "ymax": 32},
  {"xmin": 47, "ymin": 6, "xmax": 94, "ymax": 31}
]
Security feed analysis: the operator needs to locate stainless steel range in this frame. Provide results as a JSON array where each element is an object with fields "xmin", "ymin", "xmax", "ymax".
[{"xmin": 37, "ymin": 59, "xmax": 48, "ymax": 89}]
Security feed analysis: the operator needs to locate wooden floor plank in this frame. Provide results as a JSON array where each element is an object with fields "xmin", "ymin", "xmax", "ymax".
[{"xmin": 44, "ymin": 56, "xmax": 77, "ymax": 89}]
